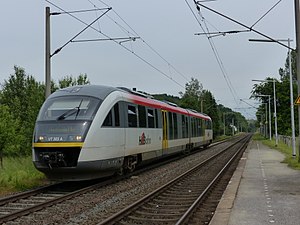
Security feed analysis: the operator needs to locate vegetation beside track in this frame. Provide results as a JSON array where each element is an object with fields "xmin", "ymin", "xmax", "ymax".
[
  {"xmin": 252, "ymin": 133, "xmax": 300, "ymax": 170},
  {"xmin": 0, "ymin": 156, "xmax": 47, "ymax": 197}
]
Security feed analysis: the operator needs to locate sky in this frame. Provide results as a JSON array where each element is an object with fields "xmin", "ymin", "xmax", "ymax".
[{"xmin": 0, "ymin": 0, "xmax": 295, "ymax": 119}]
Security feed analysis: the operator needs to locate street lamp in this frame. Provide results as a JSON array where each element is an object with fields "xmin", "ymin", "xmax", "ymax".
[
  {"xmin": 253, "ymin": 95, "xmax": 271, "ymax": 140},
  {"xmin": 252, "ymin": 79, "xmax": 278, "ymax": 146},
  {"xmin": 250, "ymin": 38, "xmax": 296, "ymax": 156}
]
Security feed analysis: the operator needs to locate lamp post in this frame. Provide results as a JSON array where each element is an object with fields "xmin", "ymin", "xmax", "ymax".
[
  {"xmin": 252, "ymin": 79, "xmax": 278, "ymax": 146},
  {"xmin": 250, "ymin": 38, "xmax": 296, "ymax": 156},
  {"xmin": 287, "ymin": 39, "xmax": 296, "ymax": 157},
  {"xmin": 254, "ymin": 95, "xmax": 271, "ymax": 140}
]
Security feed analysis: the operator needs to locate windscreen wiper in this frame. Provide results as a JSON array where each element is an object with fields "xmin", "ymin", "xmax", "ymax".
[{"xmin": 57, "ymin": 107, "xmax": 80, "ymax": 120}]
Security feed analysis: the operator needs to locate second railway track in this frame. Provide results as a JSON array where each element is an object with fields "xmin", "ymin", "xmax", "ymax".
[
  {"xmin": 99, "ymin": 134, "xmax": 252, "ymax": 225},
  {"xmin": 0, "ymin": 134, "xmax": 251, "ymax": 224}
]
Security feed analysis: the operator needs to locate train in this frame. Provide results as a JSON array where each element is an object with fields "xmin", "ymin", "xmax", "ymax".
[{"xmin": 32, "ymin": 85, "xmax": 213, "ymax": 180}]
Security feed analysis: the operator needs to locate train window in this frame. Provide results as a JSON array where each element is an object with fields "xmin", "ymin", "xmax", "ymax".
[
  {"xmin": 173, "ymin": 113, "xmax": 178, "ymax": 139},
  {"xmin": 194, "ymin": 118, "xmax": 198, "ymax": 137},
  {"xmin": 155, "ymin": 109, "xmax": 159, "ymax": 128},
  {"xmin": 103, "ymin": 111, "xmax": 113, "ymax": 126},
  {"xmin": 182, "ymin": 115, "xmax": 186, "ymax": 138},
  {"xmin": 138, "ymin": 105, "xmax": 147, "ymax": 128},
  {"xmin": 206, "ymin": 120, "xmax": 212, "ymax": 129},
  {"xmin": 168, "ymin": 112, "xmax": 173, "ymax": 140},
  {"xmin": 128, "ymin": 105, "xmax": 137, "ymax": 127},
  {"xmin": 186, "ymin": 116, "xmax": 189, "ymax": 138},
  {"xmin": 193, "ymin": 118, "xmax": 197, "ymax": 137},
  {"xmin": 147, "ymin": 109, "xmax": 155, "ymax": 128},
  {"xmin": 190, "ymin": 118, "xmax": 193, "ymax": 137},
  {"xmin": 198, "ymin": 118, "xmax": 202, "ymax": 136},
  {"xmin": 114, "ymin": 103, "xmax": 120, "ymax": 127},
  {"xmin": 196, "ymin": 118, "xmax": 199, "ymax": 136},
  {"xmin": 194, "ymin": 118, "xmax": 197, "ymax": 137},
  {"xmin": 38, "ymin": 96, "xmax": 101, "ymax": 121}
]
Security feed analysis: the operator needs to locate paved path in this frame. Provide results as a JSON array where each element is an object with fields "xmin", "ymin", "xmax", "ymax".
[{"xmin": 210, "ymin": 140, "xmax": 300, "ymax": 225}]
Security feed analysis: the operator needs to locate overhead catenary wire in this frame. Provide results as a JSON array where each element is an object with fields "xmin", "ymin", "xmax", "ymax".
[
  {"xmin": 250, "ymin": 0, "xmax": 282, "ymax": 28},
  {"xmin": 197, "ymin": 8, "xmax": 240, "ymax": 103},
  {"xmin": 185, "ymin": 0, "xmax": 241, "ymax": 108},
  {"xmin": 50, "ymin": 7, "xmax": 112, "ymax": 57},
  {"xmin": 195, "ymin": 1, "xmax": 293, "ymax": 50},
  {"xmin": 91, "ymin": 0, "xmax": 190, "ymax": 82},
  {"xmin": 45, "ymin": 0, "xmax": 185, "ymax": 89}
]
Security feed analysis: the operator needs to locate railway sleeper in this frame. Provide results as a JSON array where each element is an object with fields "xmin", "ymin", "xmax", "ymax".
[
  {"xmin": 147, "ymin": 202, "xmax": 191, "ymax": 207},
  {"xmin": 141, "ymin": 205, "xmax": 187, "ymax": 213},
  {"xmin": 153, "ymin": 198, "xmax": 194, "ymax": 204},
  {"xmin": 127, "ymin": 215, "xmax": 178, "ymax": 222},
  {"xmin": 157, "ymin": 195, "xmax": 198, "ymax": 201},
  {"xmin": 134, "ymin": 210, "xmax": 183, "ymax": 217},
  {"xmin": 7, "ymin": 203, "xmax": 35, "ymax": 207}
]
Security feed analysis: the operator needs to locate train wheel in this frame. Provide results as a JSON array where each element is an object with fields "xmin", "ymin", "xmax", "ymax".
[{"xmin": 123, "ymin": 156, "xmax": 138, "ymax": 173}]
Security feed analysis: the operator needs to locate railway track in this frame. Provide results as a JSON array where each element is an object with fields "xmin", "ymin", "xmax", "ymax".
[
  {"xmin": 0, "ymin": 135, "xmax": 249, "ymax": 224},
  {"xmin": 98, "ymin": 134, "xmax": 252, "ymax": 225},
  {"xmin": 0, "ymin": 179, "xmax": 114, "ymax": 224}
]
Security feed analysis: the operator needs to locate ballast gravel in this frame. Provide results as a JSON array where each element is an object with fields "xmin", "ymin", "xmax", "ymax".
[{"xmin": 6, "ymin": 147, "xmax": 224, "ymax": 225}]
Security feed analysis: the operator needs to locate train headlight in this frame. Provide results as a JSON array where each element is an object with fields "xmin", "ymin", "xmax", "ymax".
[
  {"xmin": 38, "ymin": 136, "xmax": 45, "ymax": 142},
  {"xmin": 68, "ymin": 135, "xmax": 83, "ymax": 142},
  {"xmin": 76, "ymin": 135, "xmax": 82, "ymax": 141}
]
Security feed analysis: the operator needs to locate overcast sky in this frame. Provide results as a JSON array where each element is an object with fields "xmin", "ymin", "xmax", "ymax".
[{"xmin": 0, "ymin": 0, "xmax": 295, "ymax": 119}]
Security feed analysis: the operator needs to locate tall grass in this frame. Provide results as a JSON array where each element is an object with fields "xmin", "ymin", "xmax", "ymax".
[{"xmin": 0, "ymin": 156, "xmax": 47, "ymax": 196}]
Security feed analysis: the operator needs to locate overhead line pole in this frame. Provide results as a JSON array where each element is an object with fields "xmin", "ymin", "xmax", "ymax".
[
  {"xmin": 45, "ymin": 7, "xmax": 51, "ymax": 99},
  {"xmin": 295, "ymin": 0, "xmax": 300, "ymax": 161}
]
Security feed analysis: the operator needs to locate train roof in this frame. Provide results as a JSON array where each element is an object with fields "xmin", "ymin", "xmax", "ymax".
[
  {"xmin": 49, "ymin": 85, "xmax": 211, "ymax": 121},
  {"xmin": 129, "ymin": 93, "xmax": 211, "ymax": 121},
  {"xmin": 48, "ymin": 85, "xmax": 119, "ymax": 100}
]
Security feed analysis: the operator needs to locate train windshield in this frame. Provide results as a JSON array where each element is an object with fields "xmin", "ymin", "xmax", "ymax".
[{"xmin": 37, "ymin": 96, "xmax": 101, "ymax": 121}]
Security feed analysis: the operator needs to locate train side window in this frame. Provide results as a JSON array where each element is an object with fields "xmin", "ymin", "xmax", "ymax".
[
  {"xmin": 196, "ymin": 118, "xmax": 200, "ymax": 137},
  {"xmin": 138, "ymin": 105, "xmax": 147, "ymax": 128},
  {"xmin": 114, "ymin": 103, "xmax": 120, "ymax": 127},
  {"xmin": 182, "ymin": 115, "xmax": 186, "ymax": 138},
  {"xmin": 147, "ymin": 109, "xmax": 155, "ymax": 128},
  {"xmin": 194, "ymin": 118, "xmax": 197, "ymax": 137},
  {"xmin": 192, "ymin": 117, "xmax": 196, "ymax": 137},
  {"xmin": 207, "ymin": 120, "xmax": 212, "ymax": 129},
  {"xmin": 168, "ymin": 111, "xmax": 173, "ymax": 140},
  {"xmin": 155, "ymin": 109, "xmax": 159, "ymax": 128},
  {"xmin": 128, "ymin": 105, "xmax": 137, "ymax": 127},
  {"xmin": 199, "ymin": 119, "xmax": 202, "ymax": 136},
  {"xmin": 185, "ymin": 116, "xmax": 189, "ymax": 138},
  {"xmin": 103, "ymin": 110, "xmax": 113, "ymax": 126},
  {"xmin": 173, "ymin": 113, "xmax": 178, "ymax": 139}
]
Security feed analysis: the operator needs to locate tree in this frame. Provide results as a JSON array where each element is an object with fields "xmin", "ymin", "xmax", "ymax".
[
  {"xmin": 179, "ymin": 77, "xmax": 203, "ymax": 112},
  {"xmin": 201, "ymin": 90, "xmax": 221, "ymax": 137},
  {"xmin": 179, "ymin": 78, "xmax": 228, "ymax": 137},
  {"xmin": 0, "ymin": 66, "xmax": 45, "ymax": 155},
  {"xmin": 251, "ymin": 75, "xmax": 298, "ymax": 136},
  {"xmin": 58, "ymin": 74, "xmax": 90, "ymax": 89}
]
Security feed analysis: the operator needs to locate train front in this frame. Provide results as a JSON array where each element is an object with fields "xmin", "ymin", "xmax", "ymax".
[{"xmin": 32, "ymin": 87, "xmax": 101, "ymax": 180}]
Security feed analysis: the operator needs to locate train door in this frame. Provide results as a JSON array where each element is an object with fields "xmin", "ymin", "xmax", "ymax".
[{"xmin": 162, "ymin": 110, "xmax": 168, "ymax": 150}]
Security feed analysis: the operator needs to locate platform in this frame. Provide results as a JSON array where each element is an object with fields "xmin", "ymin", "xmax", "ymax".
[{"xmin": 210, "ymin": 140, "xmax": 300, "ymax": 225}]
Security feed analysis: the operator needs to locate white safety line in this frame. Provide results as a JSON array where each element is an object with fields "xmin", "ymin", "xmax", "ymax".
[{"xmin": 257, "ymin": 142, "xmax": 275, "ymax": 223}]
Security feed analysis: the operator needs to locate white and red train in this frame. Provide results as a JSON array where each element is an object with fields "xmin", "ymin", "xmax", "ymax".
[{"xmin": 32, "ymin": 85, "xmax": 212, "ymax": 180}]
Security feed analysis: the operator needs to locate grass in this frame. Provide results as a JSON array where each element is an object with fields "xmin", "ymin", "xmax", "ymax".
[
  {"xmin": 252, "ymin": 133, "xmax": 300, "ymax": 170},
  {"xmin": 0, "ymin": 156, "xmax": 48, "ymax": 196}
]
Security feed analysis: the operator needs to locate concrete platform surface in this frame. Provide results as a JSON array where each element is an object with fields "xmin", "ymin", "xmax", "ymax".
[{"xmin": 210, "ymin": 140, "xmax": 300, "ymax": 225}]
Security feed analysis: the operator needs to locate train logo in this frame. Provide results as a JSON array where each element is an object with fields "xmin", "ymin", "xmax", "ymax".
[{"xmin": 139, "ymin": 132, "xmax": 151, "ymax": 145}]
